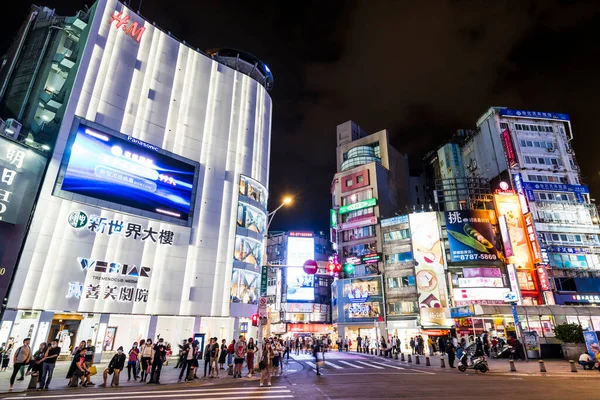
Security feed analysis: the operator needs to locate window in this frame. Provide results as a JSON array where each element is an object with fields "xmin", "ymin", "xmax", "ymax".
[
  {"xmin": 500, "ymin": 123, "xmax": 509, "ymax": 129},
  {"xmin": 387, "ymin": 276, "xmax": 416, "ymax": 289},
  {"xmin": 383, "ymin": 229, "xmax": 410, "ymax": 242},
  {"xmin": 385, "ymin": 251, "xmax": 413, "ymax": 264},
  {"xmin": 345, "ymin": 179, "xmax": 353, "ymax": 187},
  {"xmin": 550, "ymin": 253, "xmax": 588, "ymax": 269},
  {"xmin": 343, "ymin": 226, "xmax": 376, "ymax": 242},
  {"xmin": 342, "ymin": 189, "xmax": 373, "ymax": 205},
  {"xmin": 343, "ymin": 242, "xmax": 377, "ymax": 257},
  {"xmin": 342, "ymin": 207, "xmax": 374, "ymax": 223},
  {"xmin": 357, "ymin": 175, "xmax": 364, "ymax": 184}
]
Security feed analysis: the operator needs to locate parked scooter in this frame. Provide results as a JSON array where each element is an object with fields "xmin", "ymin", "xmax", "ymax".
[{"xmin": 458, "ymin": 352, "xmax": 489, "ymax": 373}]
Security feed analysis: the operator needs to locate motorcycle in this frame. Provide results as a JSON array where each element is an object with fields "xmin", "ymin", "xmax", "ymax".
[{"xmin": 458, "ymin": 353, "xmax": 489, "ymax": 373}]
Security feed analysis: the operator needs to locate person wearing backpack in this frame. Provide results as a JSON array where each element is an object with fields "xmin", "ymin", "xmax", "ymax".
[
  {"xmin": 9, "ymin": 338, "xmax": 31, "ymax": 391},
  {"xmin": 127, "ymin": 342, "xmax": 139, "ymax": 381}
]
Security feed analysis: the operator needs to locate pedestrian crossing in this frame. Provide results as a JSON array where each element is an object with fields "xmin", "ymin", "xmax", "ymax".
[
  {"xmin": 0, "ymin": 386, "xmax": 294, "ymax": 400},
  {"xmin": 298, "ymin": 358, "xmax": 435, "ymax": 375}
]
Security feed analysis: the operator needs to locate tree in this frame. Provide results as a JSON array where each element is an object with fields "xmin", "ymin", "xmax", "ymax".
[{"xmin": 553, "ymin": 323, "xmax": 584, "ymax": 343}]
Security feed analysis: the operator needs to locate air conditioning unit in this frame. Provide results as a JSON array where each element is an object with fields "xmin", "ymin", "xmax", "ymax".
[
  {"xmin": 4, "ymin": 118, "xmax": 22, "ymax": 139},
  {"xmin": 546, "ymin": 147, "xmax": 555, "ymax": 152}
]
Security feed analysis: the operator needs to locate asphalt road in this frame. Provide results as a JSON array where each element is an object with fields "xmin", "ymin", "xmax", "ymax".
[{"xmin": 0, "ymin": 352, "xmax": 596, "ymax": 399}]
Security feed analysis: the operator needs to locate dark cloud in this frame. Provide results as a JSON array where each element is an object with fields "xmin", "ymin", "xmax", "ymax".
[{"xmin": 2, "ymin": 0, "xmax": 599, "ymax": 231}]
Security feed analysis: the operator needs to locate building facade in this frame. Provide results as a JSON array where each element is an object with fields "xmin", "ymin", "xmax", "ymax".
[
  {"xmin": 0, "ymin": 0, "xmax": 272, "ymax": 357},
  {"xmin": 330, "ymin": 120, "xmax": 410, "ymax": 342}
]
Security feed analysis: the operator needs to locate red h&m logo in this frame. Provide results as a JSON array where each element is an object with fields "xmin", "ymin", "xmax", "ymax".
[{"xmin": 110, "ymin": 11, "xmax": 145, "ymax": 43}]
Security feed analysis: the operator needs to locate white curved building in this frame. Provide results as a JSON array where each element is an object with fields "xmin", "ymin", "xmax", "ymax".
[{"xmin": 1, "ymin": 0, "xmax": 272, "ymax": 354}]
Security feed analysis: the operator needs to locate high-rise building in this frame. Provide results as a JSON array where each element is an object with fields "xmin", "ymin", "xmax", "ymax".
[
  {"xmin": 0, "ymin": 0, "xmax": 273, "ymax": 356},
  {"xmin": 330, "ymin": 120, "xmax": 410, "ymax": 342}
]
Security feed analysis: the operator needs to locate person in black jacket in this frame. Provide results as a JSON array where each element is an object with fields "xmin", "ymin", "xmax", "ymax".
[
  {"xmin": 148, "ymin": 344, "xmax": 166, "ymax": 384},
  {"xmin": 100, "ymin": 347, "xmax": 126, "ymax": 387}
]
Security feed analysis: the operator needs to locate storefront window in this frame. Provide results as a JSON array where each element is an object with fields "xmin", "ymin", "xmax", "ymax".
[
  {"xmin": 517, "ymin": 270, "xmax": 536, "ymax": 291},
  {"xmin": 343, "ymin": 242, "xmax": 377, "ymax": 257},
  {"xmin": 343, "ymin": 225, "xmax": 376, "ymax": 242},
  {"xmin": 383, "ymin": 229, "xmax": 410, "ymax": 242},
  {"xmin": 550, "ymin": 253, "xmax": 588, "ymax": 269},
  {"xmin": 385, "ymin": 251, "xmax": 413, "ymax": 264},
  {"xmin": 342, "ymin": 189, "xmax": 373, "ymax": 206}
]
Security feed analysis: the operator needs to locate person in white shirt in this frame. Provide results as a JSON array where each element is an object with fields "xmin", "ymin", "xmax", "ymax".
[{"xmin": 578, "ymin": 352, "xmax": 596, "ymax": 370}]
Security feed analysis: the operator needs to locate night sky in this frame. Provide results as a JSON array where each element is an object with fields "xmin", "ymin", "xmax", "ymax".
[{"xmin": 2, "ymin": 0, "xmax": 600, "ymax": 234}]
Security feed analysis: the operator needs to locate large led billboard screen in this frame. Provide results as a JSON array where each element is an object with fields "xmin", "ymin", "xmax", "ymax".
[
  {"xmin": 285, "ymin": 267, "xmax": 315, "ymax": 302},
  {"xmin": 286, "ymin": 236, "xmax": 315, "ymax": 266},
  {"xmin": 55, "ymin": 120, "xmax": 198, "ymax": 224}
]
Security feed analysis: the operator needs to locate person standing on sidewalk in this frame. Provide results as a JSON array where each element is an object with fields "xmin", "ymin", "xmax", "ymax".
[
  {"xmin": 148, "ymin": 343, "xmax": 166, "ymax": 384},
  {"xmin": 139, "ymin": 338, "xmax": 153, "ymax": 382},
  {"xmin": 38, "ymin": 339, "xmax": 60, "ymax": 391},
  {"xmin": 9, "ymin": 338, "xmax": 31, "ymax": 391},
  {"xmin": 178, "ymin": 338, "xmax": 193, "ymax": 382},
  {"xmin": 232, "ymin": 335, "xmax": 246, "ymax": 378},
  {"xmin": 447, "ymin": 339, "xmax": 456, "ymax": 368},
  {"xmin": 246, "ymin": 338, "xmax": 256, "ymax": 377},
  {"xmin": 259, "ymin": 341, "xmax": 274, "ymax": 387},
  {"xmin": 127, "ymin": 342, "xmax": 139, "ymax": 381},
  {"xmin": 218, "ymin": 339, "xmax": 228, "ymax": 370},
  {"xmin": 210, "ymin": 338, "xmax": 220, "ymax": 378},
  {"xmin": 203, "ymin": 339, "xmax": 212, "ymax": 378},
  {"xmin": 357, "ymin": 335, "xmax": 362, "ymax": 353}
]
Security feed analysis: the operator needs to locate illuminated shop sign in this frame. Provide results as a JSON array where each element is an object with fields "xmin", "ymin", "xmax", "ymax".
[
  {"xmin": 345, "ymin": 253, "xmax": 381, "ymax": 265},
  {"xmin": 445, "ymin": 210, "xmax": 499, "ymax": 262},
  {"xmin": 547, "ymin": 246, "xmax": 600, "ymax": 255},
  {"xmin": 56, "ymin": 120, "xmax": 198, "ymax": 224},
  {"xmin": 330, "ymin": 209, "xmax": 337, "ymax": 228},
  {"xmin": 67, "ymin": 211, "xmax": 175, "ymax": 245},
  {"xmin": 537, "ymin": 266, "xmax": 551, "ymax": 292},
  {"xmin": 66, "ymin": 281, "xmax": 148, "ymax": 303},
  {"xmin": 453, "ymin": 288, "xmax": 510, "ymax": 306},
  {"xmin": 556, "ymin": 294, "xmax": 600, "ymax": 304},
  {"xmin": 513, "ymin": 174, "xmax": 529, "ymax": 214},
  {"xmin": 521, "ymin": 182, "xmax": 589, "ymax": 204},
  {"xmin": 380, "ymin": 215, "xmax": 409, "ymax": 227},
  {"xmin": 338, "ymin": 198, "xmax": 377, "ymax": 214},
  {"xmin": 499, "ymin": 108, "xmax": 570, "ymax": 121},
  {"xmin": 457, "ymin": 277, "xmax": 503, "ymax": 288},
  {"xmin": 77, "ymin": 257, "xmax": 151, "ymax": 277},
  {"xmin": 524, "ymin": 213, "xmax": 543, "ymax": 264},
  {"xmin": 109, "ymin": 11, "xmax": 146, "ymax": 43},
  {"xmin": 338, "ymin": 216, "xmax": 377, "ymax": 231},
  {"xmin": 501, "ymin": 129, "xmax": 518, "ymax": 168},
  {"xmin": 494, "ymin": 194, "xmax": 534, "ymax": 270},
  {"xmin": 289, "ymin": 231, "xmax": 313, "ymax": 237}
]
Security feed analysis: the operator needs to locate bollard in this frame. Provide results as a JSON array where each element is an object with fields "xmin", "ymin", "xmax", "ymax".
[
  {"xmin": 426, "ymin": 356, "xmax": 431, "ymax": 366},
  {"xmin": 570, "ymin": 360, "xmax": 578, "ymax": 373},
  {"xmin": 440, "ymin": 357, "xmax": 446, "ymax": 368},
  {"xmin": 509, "ymin": 359, "xmax": 517, "ymax": 372},
  {"xmin": 394, "ymin": 352, "xmax": 399, "ymax": 360},
  {"xmin": 408, "ymin": 354, "xmax": 412, "ymax": 363},
  {"xmin": 401, "ymin": 353, "xmax": 405, "ymax": 362},
  {"xmin": 539, "ymin": 360, "xmax": 547, "ymax": 373},
  {"xmin": 415, "ymin": 355, "xmax": 420, "ymax": 365},
  {"xmin": 370, "ymin": 348, "xmax": 373, "ymax": 355}
]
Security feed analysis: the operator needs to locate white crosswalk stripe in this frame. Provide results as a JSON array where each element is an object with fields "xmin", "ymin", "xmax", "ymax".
[
  {"xmin": 338, "ymin": 360, "xmax": 364, "ymax": 369},
  {"xmin": 0, "ymin": 386, "xmax": 294, "ymax": 400},
  {"xmin": 355, "ymin": 361, "xmax": 384, "ymax": 369},
  {"xmin": 305, "ymin": 361, "xmax": 317, "ymax": 369},
  {"xmin": 326, "ymin": 362, "xmax": 343, "ymax": 369},
  {"xmin": 370, "ymin": 362, "xmax": 405, "ymax": 370}
]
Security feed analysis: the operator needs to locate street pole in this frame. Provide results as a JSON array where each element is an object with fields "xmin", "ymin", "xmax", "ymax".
[{"xmin": 510, "ymin": 302, "xmax": 528, "ymax": 361}]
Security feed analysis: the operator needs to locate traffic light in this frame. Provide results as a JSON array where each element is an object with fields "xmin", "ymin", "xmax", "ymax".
[
  {"xmin": 334, "ymin": 263, "xmax": 342, "ymax": 273},
  {"xmin": 251, "ymin": 313, "xmax": 259, "ymax": 327},
  {"xmin": 343, "ymin": 263, "xmax": 355, "ymax": 275},
  {"xmin": 327, "ymin": 262, "xmax": 336, "ymax": 273}
]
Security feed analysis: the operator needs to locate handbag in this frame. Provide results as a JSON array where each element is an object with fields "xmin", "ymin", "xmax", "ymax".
[
  {"xmin": 258, "ymin": 361, "xmax": 265, "ymax": 370},
  {"xmin": 88, "ymin": 365, "xmax": 97, "ymax": 376}
]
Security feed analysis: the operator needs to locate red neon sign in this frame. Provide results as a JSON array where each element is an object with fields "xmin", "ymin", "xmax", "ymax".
[{"xmin": 110, "ymin": 11, "xmax": 146, "ymax": 43}]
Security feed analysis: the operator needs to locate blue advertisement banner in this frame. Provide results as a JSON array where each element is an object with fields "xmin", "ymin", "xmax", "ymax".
[
  {"xmin": 59, "ymin": 121, "xmax": 198, "ymax": 222},
  {"xmin": 445, "ymin": 210, "xmax": 499, "ymax": 262},
  {"xmin": 380, "ymin": 215, "xmax": 409, "ymax": 227},
  {"xmin": 583, "ymin": 331, "xmax": 600, "ymax": 359},
  {"xmin": 450, "ymin": 305, "xmax": 475, "ymax": 318},
  {"xmin": 522, "ymin": 181, "xmax": 589, "ymax": 203},
  {"xmin": 547, "ymin": 246, "xmax": 600, "ymax": 254},
  {"xmin": 499, "ymin": 108, "xmax": 570, "ymax": 121}
]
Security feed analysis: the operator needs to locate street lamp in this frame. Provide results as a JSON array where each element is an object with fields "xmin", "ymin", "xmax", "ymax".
[{"xmin": 267, "ymin": 196, "xmax": 292, "ymax": 231}]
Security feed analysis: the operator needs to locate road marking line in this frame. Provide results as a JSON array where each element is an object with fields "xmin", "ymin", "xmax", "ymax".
[
  {"xmin": 306, "ymin": 361, "xmax": 317, "ymax": 368},
  {"xmin": 1, "ymin": 395, "xmax": 293, "ymax": 400},
  {"xmin": 338, "ymin": 360, "xmax": 364, "ymax": 369},
  {"xmin": 326, "ymin": 362, "xmax": 343, "ymax": 369},
  {"xmin": 370, "ymin": 362, "xmax": 405, "ymax": 370},
  {"xmin": 355, "ymin": 361, "xmax": 384, "ymax": 369},
  {"xmin": 0, "ymin": 387, "xmax": 291, "ymax": 400},
  {"xmin": 322, "ymin": 372, "xmax": 432, "ymax": 376}
]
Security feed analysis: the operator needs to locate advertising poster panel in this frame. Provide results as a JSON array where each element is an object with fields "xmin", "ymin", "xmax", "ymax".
[
  {"xmin": 445, "ymin": 210, "xmax": 499, "ymax": 262},
  {"xmin": 0, "ymin": 137, "xmax": 47, "ymax": 304},
  {"xmin": 334, "ymin": 276, "xmax": 384, "ymax": 323},
  {"xmin": 285, "ymin": 267, "xmax": 315, "ymax": 302},
  {"xmin": 409, "ymin": 212, "xmax": 451, "ymax": 327},
  {"xmin": 287, "ymin": 236, "xmax": 315, "ymax": 266},
  {"xmin": 583, "ymin": 331, "xmax": 600, "ymax": 359},
  {"xmin": 493, "ymin": 194, "xmax": 534, "ymax": 270}
]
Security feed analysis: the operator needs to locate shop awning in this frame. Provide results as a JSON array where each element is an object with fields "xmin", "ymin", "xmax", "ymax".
[{"xmin": 473, "ymin": 304, "xmax": 600, "ymax": 317}]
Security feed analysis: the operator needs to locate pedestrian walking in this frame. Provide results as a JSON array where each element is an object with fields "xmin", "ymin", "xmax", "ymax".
[
  {"xmin": 178, "ymin": 338, "xmax": 194, "ymax": 382},
  {"xmin": 139, "ymin": 338, "xmax": 153, "ymax": 382},
  {"xmin": 9, "ymin": 338, "xmax": 31, "ymax": 391},
  {"xmin": 232, "ymin": 336, "xmax": 246, "ymax": 378},
  {"xmin": 175, "ymin": 340, "xmax": 187, "ymax": 369},
  {"xmin": 438, "ymin": 336, "xmax": 446, "ymax": 355},
  {"xmin": 227, "ymin": 339, "xmax": 235, "ymax": 370},
  {"xmin": 428, "ymin": 337, "xmax": 434, "ymax": 356},
  {"xmin": 148, "ymin": 343, "xmax": 166, "ymax": 384},
  {"xmin": 272, "ymin": 339, "xmax": 282, "ymax": 377},
  {"xmin": 409, "ymin": 337, "xmax": 415, "ymax": 355},
  {"xmin": 246, "ymin": 338, "xmax": 256, "ymax": 377},
  {"xmin": 313, "ymin": 339, "xmax": 322, "ymax": 376},
  {"xmin": 259, "ymin": 341, "xmax": 274, "ymax": 387},
  {"xmin": 100, "ymin": 346, "xmax": 126, "ymax": 387},
  {"xmin": 295, "ymin": 337, "xmax": 300, "ymax": 355},
  {"xmin": 343, "ymin": 337, "xmax": 348, "ymax": 352}
]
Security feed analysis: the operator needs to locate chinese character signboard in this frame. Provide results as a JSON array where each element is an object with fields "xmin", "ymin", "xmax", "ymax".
[
  {"xmin": 409, "ymin": 212, "xmax": 452, "ymax": 327},
  {"xmin": 524, "ymin": 213, "xmax": 543, "ymax": 264},
  {"xmin": 445, "ymin": 210, "xmax": 499, "ymax": 263},
  {"xmin": 499, "ymin": 108, "xmax": 570, "ymax": 121},
  {"xmin": 494, "ymin": 194, "xmax": 535, "ymax": 271},
  {"xmin": 338, "ymin": 198, "xmax": 377, "ymax": 214},
  {"xmin": 513, "ymin": 174, "xmax": 529, "ymax": 214},
  {"xmin": 0, "ymin": 137, "xmax": 46, "ymax": 305},
  {"xmin": 521, "ymin": 181, "xmax": 589, "ymax": 204},
  {"xmin": 500, "ymin": 129, "xmax": 518, "ymax": 168}
]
